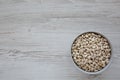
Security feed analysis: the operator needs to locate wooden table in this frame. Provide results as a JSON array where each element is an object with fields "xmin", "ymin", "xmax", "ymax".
[{"xmin": 0, "ymin": 0, "xmax": 120, "ymax": 80}]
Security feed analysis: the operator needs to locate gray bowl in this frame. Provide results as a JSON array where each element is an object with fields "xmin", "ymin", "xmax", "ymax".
[{"xmin": 71, "ymin": 32, "xmax": 112, "ymax": 75}]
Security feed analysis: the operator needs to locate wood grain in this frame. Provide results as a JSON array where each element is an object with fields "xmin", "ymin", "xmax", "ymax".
[{"xmin": 0, "ymin": 0, "xmax": 120, "ymax": 80}]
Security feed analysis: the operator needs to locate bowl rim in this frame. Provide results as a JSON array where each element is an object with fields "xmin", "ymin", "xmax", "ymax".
[{"xmin": 71, "ymin": 31, "xmax": 112, "ymax": 75}]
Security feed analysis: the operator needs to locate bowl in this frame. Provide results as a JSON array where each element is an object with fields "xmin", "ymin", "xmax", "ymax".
[{"xmin": 71, "ymin": 32, "xmax": 112, "ymax": 75}]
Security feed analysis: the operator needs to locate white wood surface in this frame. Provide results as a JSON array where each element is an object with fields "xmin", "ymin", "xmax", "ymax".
[{"xmin": 0, "ymin": 0, "xmax": 120, "ymax": 80}]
